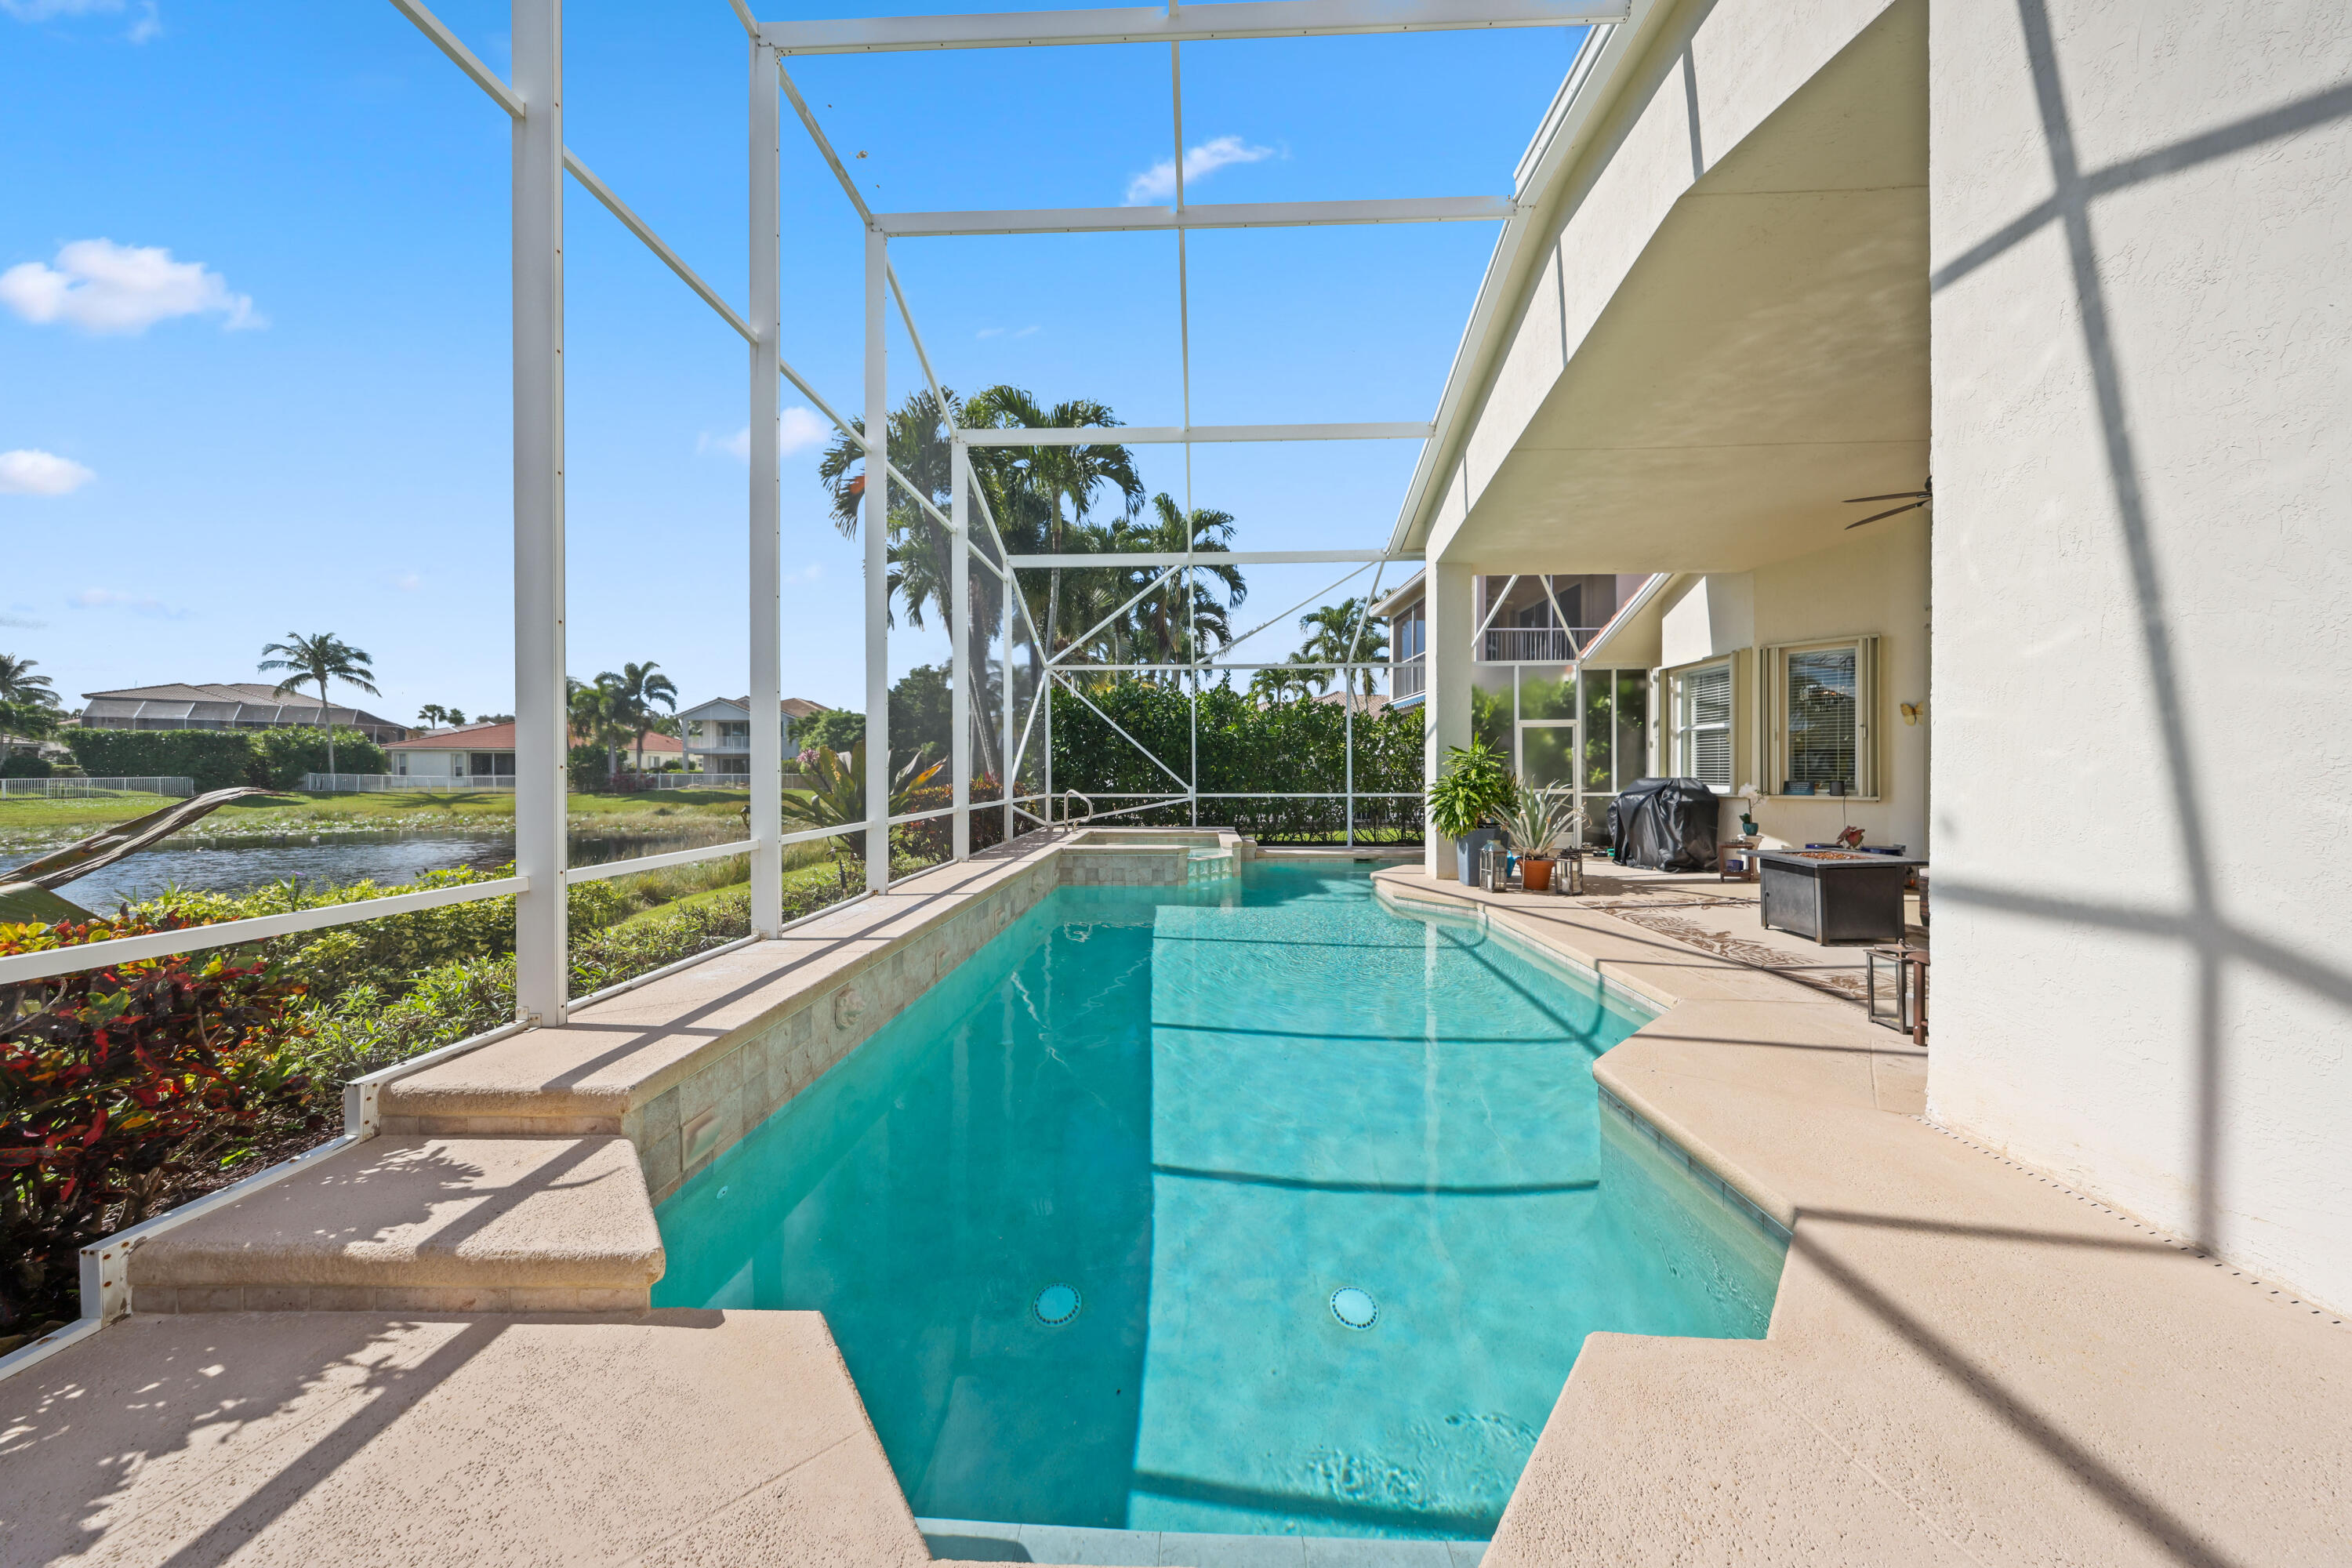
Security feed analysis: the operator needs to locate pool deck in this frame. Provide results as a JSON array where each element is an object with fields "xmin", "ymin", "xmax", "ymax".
[
  {"xmin": 5, "ymin": 834, "xmax": 2345, "ymax": 1565},
  {"xmin": 1371, "ymin": 866, "xmax": 2350, "ymax": 1567}
]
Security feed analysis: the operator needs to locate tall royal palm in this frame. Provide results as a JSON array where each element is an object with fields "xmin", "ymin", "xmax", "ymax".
[
  {"xmin": 961, "ymin": 387, "xmax": 1143, "ymax": 666},
  {"xmin": 818, "ymin": 387, "xmax": 962, "ymax": 633},
  {"xmin": 258, "ymin": 633, "xmax": 379, "ymax": 778},
  {"xmin": 1116, "ymin": 493, "xmax": 1247, "ymax": 674},
  {"xmin": 604, "ymin": 661, "xmax": 679, "ymax": 771},
  {"xmin": 1296, "ymin": 598, "xmax": 1390, "ymax": 704}
]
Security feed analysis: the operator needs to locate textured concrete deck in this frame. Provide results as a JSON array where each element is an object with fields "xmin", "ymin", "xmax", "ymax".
[
  {"xmin": 0, "ymin": 1310, "xmax": 933, "ymax": 1566},
  {"xmin": 1374, "ymin": 868, "xmax": 2352, "ymax": 1567},
  {"xmin": 126, "ymin": 1135, "xmax": 662, "ymax": 1313}
]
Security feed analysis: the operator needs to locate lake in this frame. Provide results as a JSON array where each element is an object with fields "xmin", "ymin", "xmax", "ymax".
[{"xmin": 0, "ymin": 826, "xmax": 741, "ymax": 912}]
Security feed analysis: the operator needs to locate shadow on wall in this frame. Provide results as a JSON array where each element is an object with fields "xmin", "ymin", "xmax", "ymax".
[{"xmin": 1932, "ymin": 1, "xmax": 2352, "ymax": 1257}]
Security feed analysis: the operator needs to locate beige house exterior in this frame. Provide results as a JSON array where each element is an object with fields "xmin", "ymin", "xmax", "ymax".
[{"xmin": 1399, "ymin": 0, "xmax": 2351, "ymax": 1316}]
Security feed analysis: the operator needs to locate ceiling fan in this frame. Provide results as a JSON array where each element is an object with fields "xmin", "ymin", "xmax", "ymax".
[{"xmin": 1844, "ymin": 477, "xmax": 1931, "ymax": 528}]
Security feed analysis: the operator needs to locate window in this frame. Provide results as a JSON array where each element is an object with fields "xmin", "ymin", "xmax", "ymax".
[
  {"xmin": 1394, "ymin": 604, "xmax": 1425, "ymax": 662},
  {"xmin": 1767, "ymin": 637, "xmax": 1876, "ymax": 797},
  {"xmin": 1670, "ymin": 661, "xmax": 1733, "ymax": 789}
]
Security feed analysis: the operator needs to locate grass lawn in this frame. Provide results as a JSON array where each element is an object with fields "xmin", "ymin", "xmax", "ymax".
[{"xmin": 0, "ymin": 787, "xmax": 798, "ymax": 848}]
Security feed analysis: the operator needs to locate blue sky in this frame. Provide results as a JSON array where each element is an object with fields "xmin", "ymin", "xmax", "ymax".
[{"xmin": 1, "ymin": 0, "xmax": 1584, "ymax": 724}]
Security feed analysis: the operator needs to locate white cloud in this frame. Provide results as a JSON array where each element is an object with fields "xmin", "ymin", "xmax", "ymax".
[
  {"xmin": 0, "ymin": 239, "xmax": 262, "ymax": 335},
  {"xmin": 391, "ymin": 572, "xmax": 424, "ymax": 591},
  {"xmin": 976, "ymin": 325, "xmax": 1040, "ymax": 341},
  {"xmin": 1124, "ymin": 135, "xmax": 1276, "ymax": 205},
  {"xmin": 126, "ymin": 0, "xmax": 158, "ymax": 42},
  {"xmin": 699, "ymin": 407, "xmax": 829, "ymax": 461},
  {"xmin": 0, "ymin": 448, "xmax": 94, "ymax": 495},
  {"xmin": 786, "ymin": 563, "xmax": 824, "ymax": 584},
  {"xmin": 71, "ymin": 586, "xmax": 190, "ymax": 619},
  {"xmin": 779, "ymin": 406, "xmax": 826, "ymax": 453}
]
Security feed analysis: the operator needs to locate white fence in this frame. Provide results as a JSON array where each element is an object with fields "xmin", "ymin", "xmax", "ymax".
[
  {"xmin": 303, "ymin": 773, "xmax": 518, "ymax": 793},
  {"xmin": 637, "ymin": 771, "xmax": 814, "ymax": 791},
  {"xmin": 301, "ymin": 772, "xmax": 807, "ymax": 794},
  {"xmin": 0, "ymin": 775, "xmax": 195, "ymax": 799}
]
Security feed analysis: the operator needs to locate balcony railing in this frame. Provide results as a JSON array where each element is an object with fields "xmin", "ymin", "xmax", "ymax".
[{"xmin": 1480, "ymin": 626, "xmax": 1600, "ymax": 662}]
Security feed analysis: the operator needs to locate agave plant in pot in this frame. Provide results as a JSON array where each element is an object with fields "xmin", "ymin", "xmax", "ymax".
[
  {"xmin": 1498, "ymin": 782, "xmax": 1582, "ymax": 892},
  {"xmin": 1428, "ymin": 739, "xmax": 1514, "ymax": 884}
]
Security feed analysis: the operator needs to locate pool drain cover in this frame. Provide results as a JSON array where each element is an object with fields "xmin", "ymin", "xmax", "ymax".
[
  {"xmin": 1330, "ymin": 1287, "xmax": 1379, "ymax": 1330},
  {"xmin": 1033, "ymin": 1284, "xmax": 1081, "ymax": 1326}
]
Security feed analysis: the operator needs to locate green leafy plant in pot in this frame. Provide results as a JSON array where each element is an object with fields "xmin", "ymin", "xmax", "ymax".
[
  {"xmin": 1428, "ymin": 739, "xmax": 1514, "ymax": 884},
  {"xmin": 1497, "ymin": 781, "xmax": 1582, "ymax": 892}
]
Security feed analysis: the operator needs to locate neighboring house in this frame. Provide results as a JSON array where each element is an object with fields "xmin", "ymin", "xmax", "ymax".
[
  {"xmin": 76, "ymin": 683, "xmax": 409, "ymax": 744},
  {"xmin": 387, "ymin": 720, "xmax": 681, "ymax": 779},
  {"xmin": 1371, "ymin": 572, "xmax": 1646, "ymax": 717},
  {"xmin": 678, "ymin": 696, "xmax": 829, "ymax": 775}
]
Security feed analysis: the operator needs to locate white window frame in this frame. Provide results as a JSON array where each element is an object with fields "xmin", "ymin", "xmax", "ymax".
[
  {"xmin": 1763, "ymin": 634, "xmax": 1878, "ymax": 800},
  {"xmin": 1665, "ymin": 658, "xmax": 1734, "ymax": 792}
]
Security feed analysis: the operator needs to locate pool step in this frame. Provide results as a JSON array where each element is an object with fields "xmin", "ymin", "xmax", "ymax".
[{"xmin": 126, "ymin": 1135, "xmax": 664, "ymax": 1314}]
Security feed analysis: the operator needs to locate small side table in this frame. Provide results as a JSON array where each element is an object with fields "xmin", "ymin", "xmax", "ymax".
[{"xmin": 1719, "ymin": 837, "xmax": 1762, "ymax": 882}]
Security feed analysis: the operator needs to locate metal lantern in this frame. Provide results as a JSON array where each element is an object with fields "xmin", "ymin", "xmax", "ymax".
[
  {"xmin": 1866, "ymin": 944, "xmax": 1929, "ymax": 1044},
  {"xmin": 1559, "ymin": 846, "xmax": 1586, "ymax": 896},
  {"xmin": 1479, "ymin": 840, "xmax": 1505, "ymax": 891}
]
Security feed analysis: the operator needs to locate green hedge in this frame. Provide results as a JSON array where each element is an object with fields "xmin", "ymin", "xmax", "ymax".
[
  {"xmin": 1049, "ymin": 681, "xmax": 1424, "ymax": 842},
  {"xmin": 64, "ymin": 727, "xmax": 386, "ymax": 791}
]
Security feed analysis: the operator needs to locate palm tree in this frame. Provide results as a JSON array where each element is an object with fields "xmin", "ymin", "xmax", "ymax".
[
  {"xmin": 568, "ymin": 677, "xmax": 633, "ymax": 785},
  {"xmin": 257, "ymin": 633, "xmax": 379, "ymax": 778},
  {"xmin": 818, "ymin": 386, "xmax": 963, "ymax": 633},
  {"xmin": 601, "ymin": 662, "xmax": 679, "ymax": 771},
  {"xmin": 416, "ymin": 702, "xmax": 467, "ymax": 729},
  {"xmin": 1248, "ymin": 660, "xmax": 1320, "ymax": 705},
  {"xmin": 960, "ymin": 387, "xmax": 1144, "ymax": 665},
  {"xmin": 0, "ymin": 653, "xmax": 60, "ymax": 710},
  {"xmin": 1112, "ymin": 493, "xmax": 1247, "ymax": 674},
  {"xmin": 1296, "ymin": 598, "xmax": 1390, "ymax": 705}
]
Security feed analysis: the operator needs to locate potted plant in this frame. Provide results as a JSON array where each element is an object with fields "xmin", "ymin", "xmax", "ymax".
[
  {"xmin": 1428, "ymin": 739, "xmax": 1513, "ymax": 884},
  {"xmin": 1497, "ymin": 782, "xmax": 1581, "ymax": 891}
]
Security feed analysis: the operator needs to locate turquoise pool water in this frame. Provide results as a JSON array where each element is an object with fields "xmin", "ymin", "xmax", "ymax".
[{"xmin": 654, "ymin": 863, "xmax": 1785, "ymax": 1539}]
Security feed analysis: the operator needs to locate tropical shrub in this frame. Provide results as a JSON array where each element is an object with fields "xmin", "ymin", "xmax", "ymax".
[
  {"xmin": 0, "ymin": 916, "xmax": 315, "ymax": 1338},
  {"xmin": 246, "ymin": 727, "xmax": 387, "ymax": 788},
  {"xmin": 568, "ymin": 740, "xmax": 611, "ymax": 793},
  {"xmin": 64, "ymin": 728, "xmax": 262, "ymax": 792},
  {"xmin": 1428, "ymin": 739, "xmax": 1515, "ymax": 841},
  {"xmin": 133, "ymin": 869, "xmax": 629, "ymax": 1006},
  {"xmin": 0, "ymin": 752, "xmax": 52, "ymax": 779},
  {"xmin": 1047, "ymin": 681, "xmax": 1425, "ymax": 841}
]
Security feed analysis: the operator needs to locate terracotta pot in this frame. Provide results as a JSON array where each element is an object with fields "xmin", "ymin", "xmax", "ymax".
[{"xmin": 1520, "ymin": 856, "xmax": 1555, "ymax": 891}]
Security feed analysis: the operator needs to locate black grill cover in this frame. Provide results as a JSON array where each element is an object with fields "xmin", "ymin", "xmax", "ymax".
[{"xmin": 1607, "ymin": 777, "xmax": 1722, "ymax": 872}]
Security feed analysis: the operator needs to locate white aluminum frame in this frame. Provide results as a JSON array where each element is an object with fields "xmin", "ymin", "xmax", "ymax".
[{"xmin": 16, "ymin": 0, "xmax": 1615, "ymax": 1016}]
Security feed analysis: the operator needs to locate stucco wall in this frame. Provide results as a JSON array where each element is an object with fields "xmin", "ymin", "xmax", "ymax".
[{"xmin": 1927, "ymin": 0, "xmax": 2352, "ymax": 1309}]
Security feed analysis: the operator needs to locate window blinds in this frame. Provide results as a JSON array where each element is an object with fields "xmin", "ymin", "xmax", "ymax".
[
  {"xmin": 1678, "ymin": 662, "xmax": 1732, "ymax": 789},
  {"xmin": 1786, "ymin": 647, "xmax": 1857, "ymax": 790}
]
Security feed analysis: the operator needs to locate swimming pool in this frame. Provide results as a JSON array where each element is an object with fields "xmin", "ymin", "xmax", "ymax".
[{"xmin": 654, "ymin": 862, "xmax": 1784, "ymax": 1539}]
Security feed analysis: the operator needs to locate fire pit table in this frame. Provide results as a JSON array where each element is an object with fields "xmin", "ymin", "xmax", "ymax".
[{"xmin": 1757, "ymin": 848, "xmax": 1927, "ymax": 944}]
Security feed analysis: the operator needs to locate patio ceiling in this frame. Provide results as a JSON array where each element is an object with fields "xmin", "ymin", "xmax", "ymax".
[{"xmin": 1434, "ymin": 1, "xmax": 1927, "ymax": 571}]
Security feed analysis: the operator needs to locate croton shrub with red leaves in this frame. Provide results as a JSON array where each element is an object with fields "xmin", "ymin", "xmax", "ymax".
[{"xmin": 1, "ymin": 916, "xmax": 316, "ymax": 1338}]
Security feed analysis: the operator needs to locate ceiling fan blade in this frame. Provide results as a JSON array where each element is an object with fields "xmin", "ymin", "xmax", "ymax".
[
  {"xmin": 1844, "ymin": 491, "xmax": 1929, "ymax": 503},
  {"xmin": 1845, "ymin": 499, "xmax": 1928, "ymax": 529}
]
